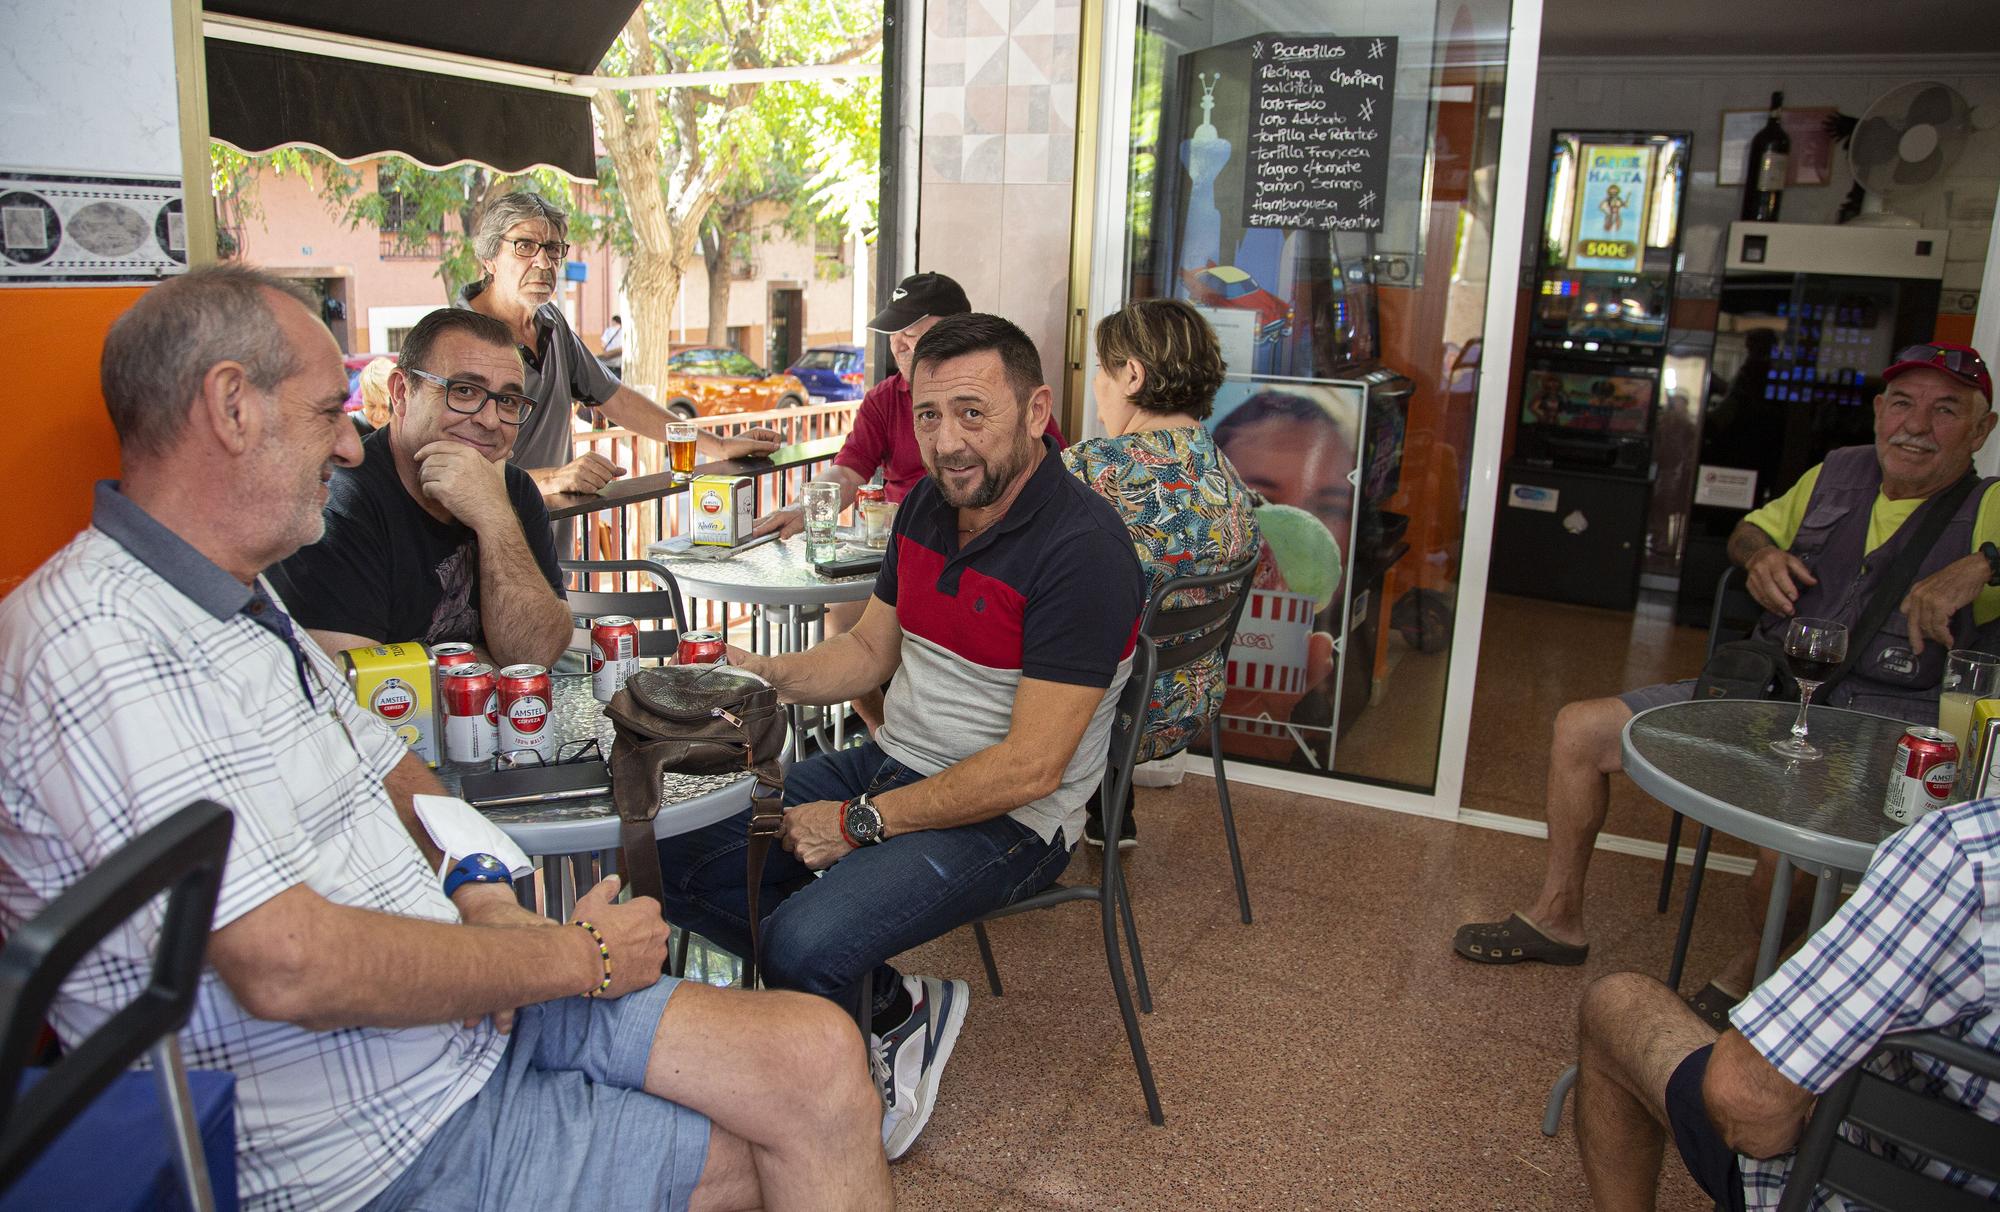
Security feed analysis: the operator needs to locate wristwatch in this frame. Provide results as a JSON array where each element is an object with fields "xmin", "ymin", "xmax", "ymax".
[
  {"xmin": 1982, "ymin": 541, "xmax": 2000, "ymax": 587},
  {"xmin": 842, "ymin": 794, "xmax": 885, "ymax": 847},
  {"xmin": 442, "ymin": 853, "xmax": 513, "ymax": 898}
]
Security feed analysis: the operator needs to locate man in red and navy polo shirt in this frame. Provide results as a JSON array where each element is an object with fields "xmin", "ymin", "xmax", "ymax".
[{"xmin": 654, "ymin": 313, "xmax": 1145, "ymax": 1161}]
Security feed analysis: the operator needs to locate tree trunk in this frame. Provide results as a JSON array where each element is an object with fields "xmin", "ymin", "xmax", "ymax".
[{"xmin": 701, "ymin": 224, "xmax": 732, "ymax": 347}]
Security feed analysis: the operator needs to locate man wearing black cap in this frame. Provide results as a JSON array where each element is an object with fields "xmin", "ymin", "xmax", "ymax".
[{"xmin": 751, "ymin": 273, "xmax": 1066, "ymax": 728}]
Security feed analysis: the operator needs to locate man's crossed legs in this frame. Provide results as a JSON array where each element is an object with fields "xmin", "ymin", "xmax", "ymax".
[
  {"xmin": 655, "ymin": 739, "xmax": 1073, "ymax": 1158},
  {"xmin": 362, "ymin": 974, "xmax": 892, "ymax": 1212}
]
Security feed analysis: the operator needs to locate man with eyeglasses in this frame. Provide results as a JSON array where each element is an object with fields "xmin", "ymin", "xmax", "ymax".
[
  {"xmin": 0, "ymin": 265, "xmax": 893, "ymax": 1212},
  {"xmin": 269, "ymin": 307, "xmax": 574, "ymax": 670},
  {"xmin": 458, "ymin": 192, "xmax": 780, "ymax": 507},
  {"xmin": 1456, "ymin": 342, "xmax": 2000, "ymax": 1016}
]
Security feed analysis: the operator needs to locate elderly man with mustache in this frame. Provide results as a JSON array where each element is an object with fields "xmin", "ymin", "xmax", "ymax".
[{"xmin": 1455, "ymin": 344, "xmax": 2000, "ymax": 1011}]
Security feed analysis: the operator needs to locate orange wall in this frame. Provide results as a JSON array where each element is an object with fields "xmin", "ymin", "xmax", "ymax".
[{"xmin": 0, "ymin": 287, "xmax": 139, "ymax": 594}]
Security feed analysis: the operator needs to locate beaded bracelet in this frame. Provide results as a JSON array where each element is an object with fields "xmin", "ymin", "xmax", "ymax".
[{"xmin": 573, "ymin": 919, "xmax": 612, "ymax": 998}]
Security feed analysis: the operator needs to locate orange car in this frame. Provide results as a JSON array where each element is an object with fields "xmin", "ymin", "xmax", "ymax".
[{"xmin": 661, "ymin": 346, "xmax": 809, "ymax": 418}]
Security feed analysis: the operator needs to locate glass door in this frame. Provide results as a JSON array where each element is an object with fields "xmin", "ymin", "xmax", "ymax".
[{"xmin": 1082, "ymin": 0, "xmax": 1541, "ymax": 808}]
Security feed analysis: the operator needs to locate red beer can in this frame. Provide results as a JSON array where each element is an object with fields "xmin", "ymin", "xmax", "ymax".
[
  {"xmin": 430, "ymin": 642, "xmax": 479, "ymax": 670},
  {"xmin": 1884, "ymin": 725, "xmax": 1957, "ymax": 825},
  {"xmin": 495, "ymin": 663, "xmax": 555, "ymax": 762},
  {"xmin": 856, "ymin": 483, "xmax": 886, "ymax": 507},
  {"xmin": 677, "ymin": 631, "xmax": 727, "ymax": 666},
  {"xmin": 441, "ymin": 663, "xmax": 498, "ymax": 763},
  {"xmin": 589, "ymin": 615, "xmax": 640, "ymax": 703}
]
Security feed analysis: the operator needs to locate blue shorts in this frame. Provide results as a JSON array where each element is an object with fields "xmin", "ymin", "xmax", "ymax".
[
  {"xmin": 1666, "ymin": 1044, "xmax": 1746, "ymax": 1212},
  {"xmin": 360, "ymin": 976, "xmax": 711, "ymax": 1212}
]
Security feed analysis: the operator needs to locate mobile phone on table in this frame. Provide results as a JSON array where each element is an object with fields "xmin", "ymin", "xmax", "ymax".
[{"xmin": 813, "ymin": 552, "xmax": 883, "ymax": 579}]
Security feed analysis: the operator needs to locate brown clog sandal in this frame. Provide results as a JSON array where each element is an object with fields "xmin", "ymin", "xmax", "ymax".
[
  {"xmin": 1452, "ymin": 913, "xmax": 1590, "ymax": 966},
  {"xmin": 1686, "ymin": 981, "xmax": 1742, "ymax": 1032}
]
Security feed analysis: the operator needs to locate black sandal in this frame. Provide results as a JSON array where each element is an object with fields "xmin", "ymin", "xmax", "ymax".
[{"xmin": 1452, "ymin": 913, "xmax": 1589, "ymax": 966}]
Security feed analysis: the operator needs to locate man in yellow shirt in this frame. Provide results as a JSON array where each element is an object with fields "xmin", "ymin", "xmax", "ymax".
[{"xmin": 1455, "ymin": 342, "xmax": 1996, "ymax": 1005}]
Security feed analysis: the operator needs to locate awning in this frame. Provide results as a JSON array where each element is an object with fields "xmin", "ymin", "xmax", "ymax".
[{"xmin": 203, "ymin": 0, "xmax": 641, "ymax": 180}]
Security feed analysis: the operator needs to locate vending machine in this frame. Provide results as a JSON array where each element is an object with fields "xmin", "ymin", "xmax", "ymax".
[
  {"xmin": 1492, "ymin": 129, "xmax": 1690, "ymax": 610},
  {"xmin": 1674, "ymin": 221, "xmax": 1949, "ymax": 626}
]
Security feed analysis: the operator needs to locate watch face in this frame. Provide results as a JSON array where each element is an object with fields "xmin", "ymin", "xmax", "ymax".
[{"xmin": 846, "ymin": 801, "xmax": 879, "ymax": 842}]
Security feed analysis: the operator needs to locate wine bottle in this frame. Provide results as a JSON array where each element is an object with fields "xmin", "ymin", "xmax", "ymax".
[{"xmin": 1740, "ymin": 91, "xmax": 1790, "ymax": 222}]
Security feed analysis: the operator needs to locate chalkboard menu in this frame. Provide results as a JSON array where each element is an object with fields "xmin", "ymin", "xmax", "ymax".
[{"xmin": 1245, "ymin": 35, "xmax": 1398, "ymax": 232}]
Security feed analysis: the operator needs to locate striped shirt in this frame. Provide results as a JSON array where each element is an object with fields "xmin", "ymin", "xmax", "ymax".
[
  {"xmin": 0, "ymin": 484, "xmax": 504, "ymax": 1212},
  {"xmin": 1731, "ymin": 797, "xmax": 2000, "ymax": 1210}
]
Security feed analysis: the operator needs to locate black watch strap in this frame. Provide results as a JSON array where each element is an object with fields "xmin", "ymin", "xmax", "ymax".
[{"xmin": 1982, "ymin": 541, "xmax": 2000, "ymax": 587}]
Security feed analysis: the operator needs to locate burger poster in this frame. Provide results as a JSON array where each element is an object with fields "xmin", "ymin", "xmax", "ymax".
[
  {"xmin": 1206, "ymin": 377, "xmax": 1361, "ymax": 771},
  {"xmin": 1568, "ymin": 143, "xmax": 1652, "ymax": 274}
]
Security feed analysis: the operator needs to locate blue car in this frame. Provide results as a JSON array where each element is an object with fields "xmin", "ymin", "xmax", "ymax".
[{"xmin": 786, "ymin": 344, "xmax": 868, "ymax": 402}]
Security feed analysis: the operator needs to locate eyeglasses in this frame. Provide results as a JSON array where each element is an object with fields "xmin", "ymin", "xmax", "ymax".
[
  {"xmin": 1894, "ymin": 344, "xmax": 1989, "ymax": 380},
  {"xmin": 508, "ymin": 237, "xmax": 570, "ymax": 263},
  {"xmin": 405, "ymin": 367, "xmax": 536, "ymax": 426},
  {"xmin": 495, "ymin": 736, "xmax": 602, "ymax": 771}
]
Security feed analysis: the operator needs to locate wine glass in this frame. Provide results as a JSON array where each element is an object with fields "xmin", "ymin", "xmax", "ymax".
[{"xmin": 1770, "ymin": 617, "xmax": 1849, "ymax": 761}]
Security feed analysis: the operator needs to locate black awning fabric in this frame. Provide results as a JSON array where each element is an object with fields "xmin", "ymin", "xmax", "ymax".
[
  {"xmin": 204, "ymin": 1, "xmax": 640, "ymax": 180},
  {"xmin": 207, "ymin": 40, "xmax": 597, "ymax": 177}
]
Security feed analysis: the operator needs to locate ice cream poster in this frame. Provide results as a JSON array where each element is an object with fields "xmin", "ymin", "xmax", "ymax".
[
  {"xmin": 1567, "ymin": 144, "xmax": 1652, "ymax": 274},
  {"xmin": 1206, "ymin": 377, "xmax": 1360, "ymax": 771}
]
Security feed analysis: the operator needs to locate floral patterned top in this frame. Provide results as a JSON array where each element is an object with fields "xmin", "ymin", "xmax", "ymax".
[{"xmin": 1062, "ymin": 426, "xmax": 1261, "ymax": 761}]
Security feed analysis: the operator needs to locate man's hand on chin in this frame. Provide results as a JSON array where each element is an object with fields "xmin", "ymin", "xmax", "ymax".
[
  {"xmin": 779, "ymin": 799, "xmax": 853, "ymax": 870},
  {"xmin": 416, "ymin": 440, "xmax": 512, "ymax": 527}
]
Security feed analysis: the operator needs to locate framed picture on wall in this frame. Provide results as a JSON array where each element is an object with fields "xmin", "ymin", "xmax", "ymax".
[{"xmin": 1717, "ymin": 106, "xmax": 1836, "ymax": 187}]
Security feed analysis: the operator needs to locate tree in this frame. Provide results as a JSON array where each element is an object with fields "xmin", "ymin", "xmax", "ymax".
[{"xmin": 591, "ymin": 0, "xmax": 880, "ymax": 396}]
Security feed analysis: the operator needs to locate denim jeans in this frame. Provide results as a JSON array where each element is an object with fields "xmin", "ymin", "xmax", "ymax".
[{"xmin": 653, "ymin": 740, "xmax": 1072, "ymax": 1022}]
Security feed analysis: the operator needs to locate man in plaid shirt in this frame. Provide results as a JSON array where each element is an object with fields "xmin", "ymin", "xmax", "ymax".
[
  {"xmin": 1572, "ymin": 796, "xmax": 2000, "ymax": 1209},
  {"xmin": 0, "ymin": 265, "xmax": 892, "ymax": 1212}
]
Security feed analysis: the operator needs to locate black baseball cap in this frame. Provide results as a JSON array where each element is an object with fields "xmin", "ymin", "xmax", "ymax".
[{"xmin": 867, "ymin": 272, "xmax": 971, "ymax": 333}]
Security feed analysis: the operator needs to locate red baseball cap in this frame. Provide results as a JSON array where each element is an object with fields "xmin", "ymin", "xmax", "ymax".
[{"xmin": 1882, "ymin": 341, "xmax": 1992, "ymax": 404}]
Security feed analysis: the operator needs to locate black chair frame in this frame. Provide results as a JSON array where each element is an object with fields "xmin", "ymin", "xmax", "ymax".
[
  {"xmin": 560, "ymin": 558, "xmax": 691, "ymax": 661},
  {"xmin": 1776, "ymin": 1027, "xmax": 2000, "ymax": 1211},
  {"xmin": 0, "ymin": 800, "xmax": 234, "ymax": 1208}
]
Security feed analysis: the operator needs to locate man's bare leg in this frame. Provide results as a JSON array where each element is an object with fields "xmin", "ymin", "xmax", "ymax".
[
  {"xmin": 1575, "ymin": 972, "xmax": 1720, "ymax": 1211},
  {"xmin": 823, "ymin": 599, "xmax": 883, "ymax": 731},
  {"xmin": 1523, "ymin": 695, "xmax": 1634, "ymax": 945},
  {"xmin": 1709, "ymin": 847, "xmax": 1816, "ymax": 997},
  {"xmin": 655, "ymin": 983, "xmax": 892, "ymax": 1212}
]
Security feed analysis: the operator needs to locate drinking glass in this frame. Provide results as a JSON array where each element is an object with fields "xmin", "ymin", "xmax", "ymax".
[
  {"xmin": 1771, "ymin": 617, "xmax": 1849, "ymax": 760},
  {"xmin": 860, "ymin": 499, "xmax": 897, "ymax": 548},
  {"xmin": 666, "ymin": 422, "xmax": 698, "ymax": 481},
  {"xmin": 802, "ymin": 481, "xmax": 842, "ymax": 564},
  {"xmin": 1937, "ymin": 649, "xmax": 2000, "ymax": 751}
]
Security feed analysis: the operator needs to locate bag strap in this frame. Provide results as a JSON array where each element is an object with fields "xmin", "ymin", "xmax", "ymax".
[{"xmin": 1823, "ymin": 469, "xmax": 1980, "ymax": 693}]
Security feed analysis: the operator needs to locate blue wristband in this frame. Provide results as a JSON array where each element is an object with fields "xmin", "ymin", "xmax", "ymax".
[{"xmin": 443, "ymin": 853, "xmax": 512, "ymax": 899}]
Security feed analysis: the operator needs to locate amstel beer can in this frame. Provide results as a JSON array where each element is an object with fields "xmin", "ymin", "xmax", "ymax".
[
  {"xmin": 340, "ymin": 643, "xmax": 440, "ymax": 766},
  {"xmin": 589, "ymin": 615, "xmax": 640, "ymax": 703},
  {"xmin": 441, "ymin": 663, "xmax": 498, "ymax": 763},
  {"xmin": 430, "ymin": 642, "xmax": 480, "ymax": 670},
  {"xmin": 496, "ymin": 663, "xmax": 555, "ymax": 762},
  {"xmin": 1884, "ymin": 725, "xmax": 1957, "ymax": 826},
  {"xmin": 676, "ymin": 631, "xmax": 727, "ymax": 666}
]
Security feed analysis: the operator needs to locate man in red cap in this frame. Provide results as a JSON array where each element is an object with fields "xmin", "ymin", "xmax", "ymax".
[
  {"xmin": 749, "ymin": 273, "xmax": 1066, "ymax": 728},
  {"xmin": 1456, "ymin": 342, "xmax": 1999, "ymax": 1014}
]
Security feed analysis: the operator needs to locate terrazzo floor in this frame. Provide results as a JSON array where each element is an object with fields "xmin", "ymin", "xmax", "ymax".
[{"xmin": 872, "ymin": 773, "xmax": 1750, "ymax": 1210}]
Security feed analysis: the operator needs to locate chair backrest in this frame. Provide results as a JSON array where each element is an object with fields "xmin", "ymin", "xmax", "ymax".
[
  {"xmin": 1139, "ymin": 552, "xmax": 1261, "ymax": 686},
  {"xmin": 561, "ymin": 559, "xmax": 689, "ymax": 660},
  {"xmin": 1775, "ymin": 1027, "xmax": 2000, "ymax": 1212},
  {"xmin": 0, "ymin": 800, "xmax": 233, "ymax": 1193},
  {"xmin": 1102, "ymin": 636, "xmax": 1161, "ymax": 813},
  {"xmin": 1707, "ymin": 564, "xmax": 1764, "ymax": 660}
]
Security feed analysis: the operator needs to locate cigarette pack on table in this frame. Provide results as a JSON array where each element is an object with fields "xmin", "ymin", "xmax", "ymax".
[
  {"xmin": 689, "ymin": 475, "xmax": 754, "ymax": 546},
  {"xmin": 342, "ymin": 642, "xmax": 441, "ymax": 766}
]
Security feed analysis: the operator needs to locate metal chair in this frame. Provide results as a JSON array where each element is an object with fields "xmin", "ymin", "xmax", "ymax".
[
  {"xmin": 1136, "ymin": 553, "xmax": 1262, "ymax": 925},
  {"xmin": 0, "ymin": 800, "xmax": 235, "ymax": 1210},
  {"xmin": 560, "ymin": 558, "xmax": 690, "ymax": 660},
  {"xmin": 966, "ymin": 637, "xmax": 1165, "ymax": 1123},
  {"xmin": 1776, "ymin": 1028, "xmax": 2000, "ymax": 1210}
]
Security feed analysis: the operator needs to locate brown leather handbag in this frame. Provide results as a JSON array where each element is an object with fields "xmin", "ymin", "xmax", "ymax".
[{"xmin": 605, "ymin": 663, "xmax": 787, "ymax": 985}]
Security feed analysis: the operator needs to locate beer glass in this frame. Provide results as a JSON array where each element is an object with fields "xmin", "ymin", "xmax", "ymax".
[
  {"xmin": 1770, "ymin": 617, "xmax": 1848, "ymax": 761},
  {"xmin": 802, "ymin": 481, "xmax": 841, "ymax": 564},
  {"xmin": 666, "ymin": 422, "xmax": 698, "ymax": 480},
  {"xmin": 1938, "ymin": 648, "xmax": 2000, "ymax": 752}
]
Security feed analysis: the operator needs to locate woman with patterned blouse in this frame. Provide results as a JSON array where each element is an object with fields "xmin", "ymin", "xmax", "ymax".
[{"xmin": 1062, "ymin": 299, "xmax": 1261, "ymax": 848}]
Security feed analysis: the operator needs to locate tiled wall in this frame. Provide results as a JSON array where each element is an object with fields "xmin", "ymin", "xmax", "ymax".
[{"xmin": 917, "ymin": 0, "xmax": 1084, "ymax": 396}]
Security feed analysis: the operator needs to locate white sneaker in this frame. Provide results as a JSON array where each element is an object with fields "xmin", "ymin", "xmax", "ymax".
[{"xmin": 870, "ymin": 974, "xmax": 969, "ymax": 1161}]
